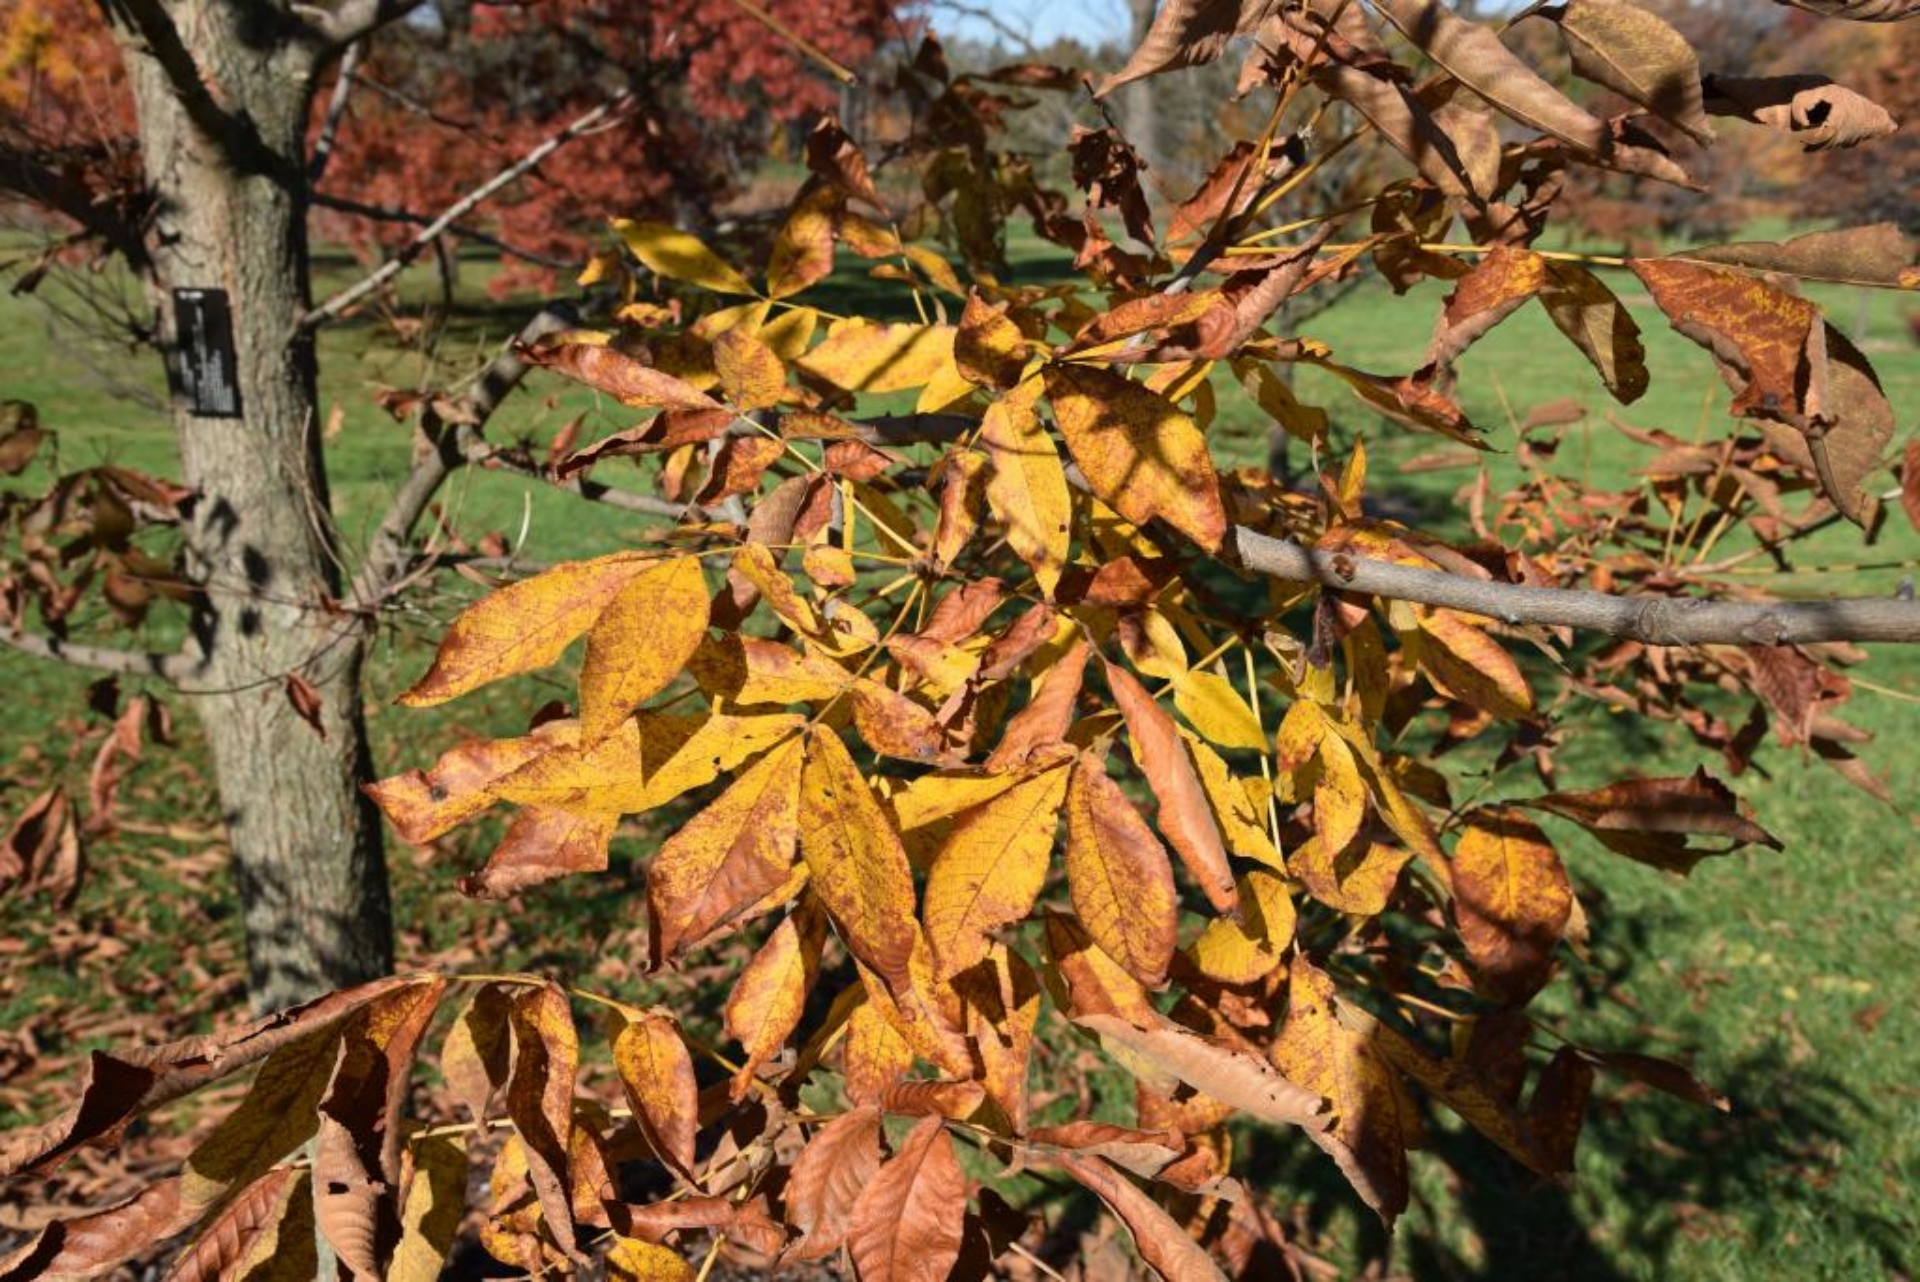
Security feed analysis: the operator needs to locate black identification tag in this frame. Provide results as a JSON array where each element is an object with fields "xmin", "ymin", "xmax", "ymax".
[{"xmin": 170, "ymin": 288, "xmax": 243, "ymax": 418}]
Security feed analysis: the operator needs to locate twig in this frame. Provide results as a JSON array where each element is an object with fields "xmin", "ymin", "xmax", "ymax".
[
  {"xmin": 311, "ymin": 192, "xmax": 572, "ymax": 270},
  {"xmin": 303, "ymin": 91, "xmax": 633, "ymax": 329},
  {"xmin": 2, "ymin": 627, "xmax": 200, "ymax": 680},
  {"xmin": 719, "ymin": 0, "xmax": 857, "ymax": 84},
  {"xmin": 308, "ymin": 39, "xmax": 362, "ymax": 184}
]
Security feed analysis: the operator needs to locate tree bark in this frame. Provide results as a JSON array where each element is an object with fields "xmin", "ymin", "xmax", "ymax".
[{"xmin": 119, "ymin": 4, "xmax": 392, "ymax": 1011}]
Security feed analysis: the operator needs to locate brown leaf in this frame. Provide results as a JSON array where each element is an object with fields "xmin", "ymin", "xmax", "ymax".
[
  {"xmin": 1101, "ymin": 0, "xmax": 1284, "ymax": 93},
  {"xmin": 987, "ymin": 639, "xmax": 1089, "ymax": 770},
  {"xmin": 1770, "ymin": 0, "xmax": 1920, "ymax": 17},
  {"xmin": 1425, "ymin": 246, "xmax": 1548, "ymax": 369},
  {"xmin": 1106, "ymin": 661, "xmax": 1238, "ymax": 917},
  {"xmin": 1074, "ymin": 1012, "xmax": 1327, "ymax": 1132},
  {"xmin": 1547, "ymin": 0, "xmax": 1713, "ymax": 144},
  {"xmin": 283, "ymin": 674, "xmax": 327, "ymax": 741},
  {"xmin": 2, "ymin": 785, "xmax": 82, "ymax": 908},
  {"xmin": 1054, "ymin": 1153, "xmax": 1229, "ymax": 1282},
  {"xmin": 314, "ymin": 979, "xmax": 447, "ymax": 1276},
  {"xmin": 365, "ymin": 723, "xmax": 571, "ymax": 845},
  {"xmin": 1580, "ymin": 1049, "xmax": 1729, "ymax": 1111},
  {"xmin": 1705, "ymin": 74, "xmax": 1898, "ymax": 151},
  {"xmin": 1537, "ymin": 261, "xmax": 1649, "ymax": 404},
  {"xmin": 163, "ymin": 1167, "xmax": 302, "ymax": 1282},
  {"xmin": 783, "ymin": 1106, "xmax": 885, "ymax": 1262},
  {"xmin": 805, "ymin": 115, "xmax": 884, "ymax": 209},
  {"xmin": 0, "ymin": 1178, "xmax": 194, "ymax": 1278},
  {"xmin": 1519, "ymin": 768, "xmax": 1782, "ymax": 874},
  {"xmin": 1452, "ymin": 808, "xmax": 1572, "ymax": 1004},
  {"xmin": 846, "ymin": 1115, "xmax": 968, "ymax": 1282},
  {"xmin": 505, "ymin": 983, "xmax": 581, "ymax": 1257},
  {"xmin": 1680, "ymin": 224, "xmax": 1918, "ymax": 289},
  {"xmin": 458, "ymin": 807, "xmax": 615, "ymax": 900},
  {"xmin": 0, "ymin": 401, "xmax": 47, "ymax": 475},
  {"xmin": 1374, "ymin": 0, "xmax": 1608, "ymax": 152},
  {"xmin": 851, "ymin": 680, "xmax": 958, "ymax": 765},
  {"xmin": 525, "ymin": 340, "xmax": 726, "ymax": 411}
]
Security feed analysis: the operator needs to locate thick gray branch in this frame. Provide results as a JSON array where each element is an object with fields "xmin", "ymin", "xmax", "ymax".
[
  {"xmin": 1230, "ymin": 528, "xmax": 1920, "ymax": 645},
  {"xmin": 2, "ymin": 627, "xmax": 200, "ymax": 680}
]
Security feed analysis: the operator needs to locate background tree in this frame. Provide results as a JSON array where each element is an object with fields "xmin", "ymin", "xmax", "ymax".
[{"xmin": 0, "ymin": 0, "xmax": 897, "ymax": 1010}]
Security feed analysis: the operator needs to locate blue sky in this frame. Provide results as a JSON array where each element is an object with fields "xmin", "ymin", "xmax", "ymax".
[{"xmin": 930, "ymin": 0, "xmax": 1133, "ymax": 50}]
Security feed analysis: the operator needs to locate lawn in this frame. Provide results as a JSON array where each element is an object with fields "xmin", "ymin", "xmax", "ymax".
[{"xmin": 1, "ymin": 226, "xmax": 1917, "ymax": 1279}]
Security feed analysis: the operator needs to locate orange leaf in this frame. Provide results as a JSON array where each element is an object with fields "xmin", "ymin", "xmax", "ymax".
[
  {"xmin": 783, "ymin": 1106, "xmax": 885, "ymax": 1262},
  {"xmin": 1105, "ymin": 661, "xmax": 1238, "ymax": 916},
  {"xmin": 846, "ymin": 1115, "xmax": 968, "ymax": 1282},
  {"xmin": 980, "ymin": 377, "xmax": 1072, "ymax": 597},
  {"xmin": 1055, "ymin": 1153, "xmax": 1229, "ymax": 1282},
  {"xmin": 613, "ymin": 1012, "xmax": 699, "ymax": 1180},
  {"xmin": 1453, "ymin": 808, "xmax": 1573, "ymax": 1004},
  {"xmin": 724, "ymin": 907, "xmax": 824, "ymax": 1099},
  {"xmin": 578, "ymin": 556, "xmax": 710, "ymax": 744},
  {"xmin": 647, "ymin": 736, "xmax": 805, "ymax": 963}
]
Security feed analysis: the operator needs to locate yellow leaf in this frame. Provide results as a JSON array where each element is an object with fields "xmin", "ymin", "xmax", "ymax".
[
  {"xmin": 798, "ymin": 320, "xmax": 957, "ymax": 393},
  {"xmin": 1044, "ymin": 909, "xmax": 1162, "ymax": 1025},
  {"xmin": 1044, "ymin": 364, "xmax": 1227, "ymax": 552},
  {"xmin": 578, "ymin": 556, "xmax": 710, "ymax": 744},
  {"xmin": 390, "ymin": 1133, "xmax": 466, "ymax": 1282},
  {"xmin": 760, "ymin": 305, "xmax": 820, "ymax": 361},
  {"xmin": 1064, "ymin": 752, "xmax": 1178, "ymax": 989},
  {"xmin": 607, "ymin": 1236, "xmax": 697, "ymax": 1281},
  {"xmin": 980, "ymin": 377, "xmax": 1071, "ymax": 598},
  {"xmin": 712, "ymin": 326, "xmax": 787, "ymax": 410},
  {"xmin": 1272, "ymin": 954, "xmax": 1413, "ymax": 1223},
  {"xmin": 843, "ymin": 992, "xmax": 916, "ymax": 1104},
  {"xmin": 767, "ymin": 183, "xmax": 838, "ymax": 300},
  {"xmin": 614, "ymin": 218, "xmax": 755, "ymax": 295},
  {"xmin": 1313, "ymin": 731, "xmax": 1368, "ymax": 858},
  {"xmin": 1453, "ymin": 807, "xmax": 1571, "ymax": 1003},
  {"xmin": 956, "ymin": 291, "xmax": 1031, "ymax": 388},
  {"xmin": 1172, "ymin": 669, "xmax": 1267, "ymax": 751},
  {"xmin": 647, "ymin": 736, "xmax": 805, "ymax": 963},
  {"xmin": 613, "ymin": 1012, "xmax": 699, "ymax": 1178},
  {"xmin": 923, "ymin": 763, "xmax": 1069, "ymax": 978},
  {"xmin": 400, "ymin": 553, "xmax": 653, "ymax": 706},
  {"xmin": 1183, "ymin": 732, "xmax": 1281, "ymax": 868},
  {"xmin": 799, "ymin": 726, "xmax": 919, "ymax": 990},
  {"xmin": 492, "ymin": 712, "xmax": 801, "ymax": 815},
  {"xmin": 1188, "ymin": 870, "xmax": 1297, "ymax": 985},
  {"xmin": 690, "ymin": 635, "xmax": 853, "ymax": 706},
  {"xmin": 1294, "ymin": 838, "xmax": 1413, "ymax": 916},
  {"xmin": 725, "ymin": 907, "xmax": 824, "ymax": 1098}
]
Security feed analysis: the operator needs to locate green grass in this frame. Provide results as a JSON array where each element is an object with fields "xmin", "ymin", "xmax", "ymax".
[{"xmin": 3, "ymin": 228, "xmax": 1918, "ymax": 1278}]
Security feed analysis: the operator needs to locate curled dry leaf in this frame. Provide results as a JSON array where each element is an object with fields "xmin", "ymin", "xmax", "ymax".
[
  {"xmin": 1074, "ymin": 1012, "xmax": 1328, "ymax": 1131},
  {"xmin": 1518, "ymin": 768, "xmax": 1782, "ymax": 873},
  {"xmin": 1545, "ymin": 0, "xmax": 1714, "ymax": 145},
  {"xmin": 1054, "ymin": 1152, "xmax": 1230, "ymax": 1282},
  {"xmin": 1704, "ymin": 74, "xmax": 1898, "ymax": 150}
]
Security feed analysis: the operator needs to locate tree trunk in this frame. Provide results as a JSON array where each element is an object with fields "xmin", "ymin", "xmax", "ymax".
[{"xmin": 120, "ymin": 6, "xmax": 392, "ymax": 1011}]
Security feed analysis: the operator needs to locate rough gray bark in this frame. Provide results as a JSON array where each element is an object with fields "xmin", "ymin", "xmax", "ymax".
[{"xmin": 116, "ymin": 2, "xmax": 391, "ymax": 1011}]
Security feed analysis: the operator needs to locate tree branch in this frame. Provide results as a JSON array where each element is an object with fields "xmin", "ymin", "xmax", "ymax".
[
  {"xmin": 351, "ymin": 304, "xmax": 579, "ymax": 604},
  {"xmin": 310, "ymin": 0, "xmax": 429, "ymax": 52},
  {"xmin": 2, "ymin": 626, "xmax": 200, "ymax": 680},
  {"xmin": 302, "ymin": 91, "xmax": 634, "ymax": 329},
  {"xmin": 308, "ymin": 39, "xmax": 363, "ymax": 185},
  {"xmin": 311, "ymin": 192, "xmax": 573, "ymax": 270},
  {"xmin": 1229, "ymin": 527, "xmax": 1920, "ymax": 646}
]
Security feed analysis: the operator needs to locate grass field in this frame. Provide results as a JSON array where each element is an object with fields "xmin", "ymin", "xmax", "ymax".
[{"xmin": 2, "ymin": 229, "xmax": 1917, "ymax": 1279}]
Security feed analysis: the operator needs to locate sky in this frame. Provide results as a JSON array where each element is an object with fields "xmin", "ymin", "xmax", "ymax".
[{"xmin": 930, "ymin": 0, "xmax": 1133, "ymax": 51}]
